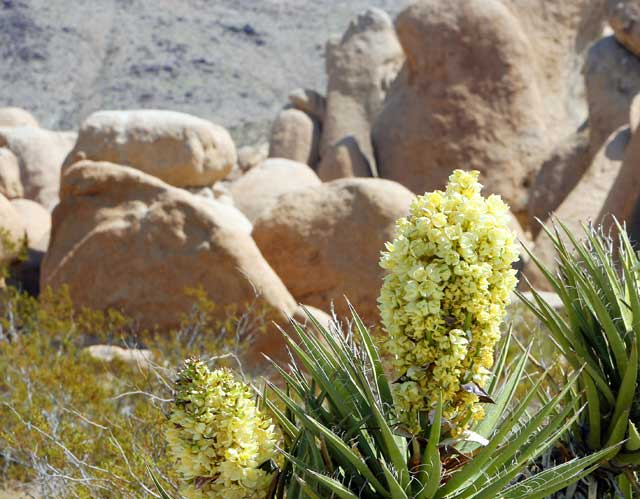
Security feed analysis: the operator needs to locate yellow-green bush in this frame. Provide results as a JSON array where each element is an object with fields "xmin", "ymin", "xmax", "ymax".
[{"xmin": 0, "ymin": 285, "xmax": 267, "ymax": 498}]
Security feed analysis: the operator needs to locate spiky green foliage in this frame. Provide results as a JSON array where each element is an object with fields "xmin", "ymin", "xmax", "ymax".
[
  {"xmin": 264, "ymin": 305, "xmax": 616, "ymax": 499},
  {"xmin": 518, "ymin": 220, "xmax": 640, "ymax": 496}
]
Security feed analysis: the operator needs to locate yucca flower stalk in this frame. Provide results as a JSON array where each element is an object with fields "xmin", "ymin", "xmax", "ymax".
[
  {"xmin": 379, "ymin": 170, "xmax": 519, "ymax": 434},
  {"xmin": 164, "ymin": 359, "xmax": 278, "ymax": 499},
  {"xmin": 263, "ymin": 306, "xmax": 616, "ymax": 499},
  {"xmin": 518, "ymin": 220, "xmax": 640, "ymax": 496}
]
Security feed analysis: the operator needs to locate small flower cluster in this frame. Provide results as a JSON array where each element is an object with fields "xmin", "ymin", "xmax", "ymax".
[
  {"xmin": 166, "ymin": 359, "xmax": 277, "ymax": 499},
  {"xmin": 379, "ymin": 170, "xmax": 519, "ymax": 433}
]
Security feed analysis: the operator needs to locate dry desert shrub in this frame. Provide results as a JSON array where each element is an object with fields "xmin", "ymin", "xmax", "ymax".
[{"xmin": 0, "ymin": 285, "xmax": 267, "ymax": 499}]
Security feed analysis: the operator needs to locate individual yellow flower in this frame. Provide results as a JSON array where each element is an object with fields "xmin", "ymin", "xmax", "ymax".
[
  {"xmin": 166, "ymin": 359, "xmax": 278, "ymax": 499},
  {"xmin": 379, "ymin": 170, "xmax": 519, "ymax": 434}
]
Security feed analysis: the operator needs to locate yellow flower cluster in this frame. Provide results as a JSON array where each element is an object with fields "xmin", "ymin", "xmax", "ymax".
[
  {"xmin": 379, "ymin": 170, "xmax": 519, "ymax": 433},
  {"xmin": 166, "ymin": 360, "xmax": 277, "ymax": 499}
]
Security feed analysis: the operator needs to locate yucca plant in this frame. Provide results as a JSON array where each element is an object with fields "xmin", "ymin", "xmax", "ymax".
[
  {"xmin": 518, "ymin": 219, "xmax": 640, "ymax": 496},
  {"xmin": 263, "ymin": 306, "xmax": 616, "ymax": 499},
  {"xmin": 156, "ymin": 171, "xmax": 617, "ymax": 499}
]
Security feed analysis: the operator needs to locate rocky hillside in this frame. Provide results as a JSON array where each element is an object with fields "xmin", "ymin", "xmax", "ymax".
[
  {"xmin": 0, "ymin": 0, "xmax": 405, "ymax": 143},
  {"xmin": 4, "ymin": 0, "xmax": 640, "ymax": 362}
]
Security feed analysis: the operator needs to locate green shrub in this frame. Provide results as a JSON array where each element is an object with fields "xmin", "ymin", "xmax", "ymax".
[{"xmin": 0, "ymin": 284, "xmax": 267, "ymax": 498}]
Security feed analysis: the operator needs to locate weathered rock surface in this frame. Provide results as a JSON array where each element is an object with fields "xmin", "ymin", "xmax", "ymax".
[
  {"xmin": 610, "ymin": 0, "xmax": 640, "ymax": 57},
  {"xmin": 510, "ymin": 215, "xmax": 533, "ymax": 272},
  {"xmin": 0, "ymin": 107, "xmax": 39, "ymax": 128},
  {"xmin": 10, "ymin": 199, "xmax": 51, "ymax": 252},
  {"xmin": 83, "ymin": 344, "xmax": 154, "ymax": 369},
  {"xmin": 237, "ymin": 142, "xmax": 269, "ymax": 173},
  {"xmin": 373, "ymin": 0, "xmax": 548, "ymax": 216},
  {"xmin": 597, "ymin": 119, "xmax": 640, "ymax": 229},
  {"xmin": 320, "ymin": 8, "xmax": 404, "ymax": 180},
  {"xmin": 631, "ymin": 92, "xmax": 640, "ymax": 135},
  {"xmin": 252, "ymin": 178, "xmax": 414, "ymax": 322},
  {"xmin": 0, "ymin": 127, "xmax": 76, "ymax": 211},
  {"xmin": 63, "ymin": 110, "xmax": 237, "ymax": 187},
  {"xmin": 585, "ymin": 36, "xmax": 640, "ymax": 154},
  {"xmin": 288, "ymin": 88, "xmax": 327, "ymax": 123},
  {"xmin": 230, "ymin": 158, "xmax": 321, "ymax": 222},
  {"xmin": 528, "ymin": 128, "xmax": 592, "ymax": 232},
  {"xmin": 0, "ymin": 148, "xmax": 23, "ymax": 200},
  {"xmin": 268, "ymin": 108, "xmax": 320, "ymax": 167},
  {"xmin": 501, "ymin": 0, "xmax": 607, "ymax": 138},
  {"xmin": 41, "ymin": 160, "xmax": 297, "ymax": 362},
  {"xmin": 525, "ymin": 126, "xmax": 630, "ymax": 289},
  {"xmin": 317, "ymin": 137, "xmax": 372, "ymax": 181}
]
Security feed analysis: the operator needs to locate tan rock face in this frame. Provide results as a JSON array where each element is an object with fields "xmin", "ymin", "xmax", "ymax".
[
  {"xmin": 0, "ymin": 194, "xmax": 25, "ymax": 268},
  {"xmin": 373, "ymin": 0, "xmax": 548, "ymax": 216},
  {"xmin": 501, "ymin": 0, "xmax": 607, "ymax": 138},
  {"xmin": 631, "ymin": 91, "xmax": 640, "ymax": 135},
  {"xmin": 64, "ymin": 110, "xmax": 236, "ymax": 188},
  {"xmin": 528, "ymin": 128, "xmax": 592, "ymax": 233},
  {"xmin": 83, "ymin": 344, "xmax": 154, "ymax": 369},
  {"xmin": 610, "ymin": 0, "xmax": 640, "ymax": 57},
  {"xmin": 321, "ymin": 8, "xmax": 404, "ymax": 179},
  {"xmin": 598, "ymin": 120, "xmax": 640, "ymax": 228},
  {"xmin": 268, "ymin": 108, "xmax": 320, "ymax": 167},
  {"xmin": 585, "ymin": 36, "xmax": 640, "ymax": 155},
  {"xmin": 0, "ymin": 107, "xmax": 39, "ymax": 128},
  {"xmin": 288, "ymin": 88, "xmax": 327, "ymax": 123},
  {"xmin": 0, "ymin": 148, "xmax": 23, "ymax": 199},
  {"xmin": 252, "ymin": 178, "xmax": 414, "ymax": 322},
  {"xmin": 10, "ymin": 199, "xmax": 51, "ymax": 253},
  {"xmin": 525, "ymin": 126, "xmax": 630, "ymax": 290},
  {"xmin": 317, "ymin": 136, "xmax": 372, "ymax": 182},
  {"xmin": 509, "ymin": 216, "xmax": 533, "ymax": 272},
  {"xmin": 229, "ymin": 158, "xmax": 321, "ymax": 222},
  {"xmin": 237, "ymin": 142, "xmax": 269, "ymax": 173},
  {"xmin": 0, "ymin": 127, "xmax": 76, "ymax": 211},
  {"xmin": 185, "ymin": 186, "xmax": 252, "ymax": 233},
  {"xmin": 41, "ymin": 161, "xmax": 297, "ymax": 361}
]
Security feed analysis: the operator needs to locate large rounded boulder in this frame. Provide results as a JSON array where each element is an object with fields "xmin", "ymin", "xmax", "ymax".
[
  {"xmin": 0, "ymin": 127, "xmax": 76, "ymax": 211},
  {"xmin": 63, "ymin": 110, "xmax": 237, "ymax": 188},
  {"xmin": 229, "ymin": 158, "xmax": 321, "ymax": 222},
  {"xmin": 10, "ymin": 199, "xmax": 51, "ymax": 252},
  {"xmin": 41, "ymin": 161, "xmax": 297, "ymax": 362},
  {"xmin": 0, "ymin": 148, "xmax": 23, "ymax": 200},
  {"xmin": 268, "ymin": 108, "xmax": 320, "ymax": 167},
  {"xmin": 0, "ymin": 107, "xmax": 39, "ymax": 128},
  {"xmin": 372, "ymin": 0, "xmax": 548, "ymax": 216},
  {"xmin": 252, "ymin": 178, "xmax": 414, "ymax": 322}
]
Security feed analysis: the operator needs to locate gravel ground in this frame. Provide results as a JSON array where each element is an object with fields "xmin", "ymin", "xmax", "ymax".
[{"xmin": 0, "ymin": 0, "xmax": 408, "ymax": 144}]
